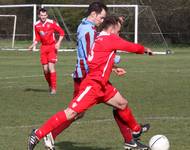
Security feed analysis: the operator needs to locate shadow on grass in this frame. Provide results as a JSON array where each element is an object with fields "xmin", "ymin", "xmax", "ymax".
[
  {"xmin": 56, "ymin": 141, "xmax": 112, "ymax": 150},
  {"xmin": 24, "ymin": 88, "xmax": 48, "ymax": 93}
]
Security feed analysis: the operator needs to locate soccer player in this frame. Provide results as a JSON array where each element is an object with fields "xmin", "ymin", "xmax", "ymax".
[
  {"xmin": 42, "ymin": 3, "xmax": 128, "ymax": 150},
  {"xmin": 28, "ymin": 16, "xmax": 153, "ymax": 150},
  {"xmin": 28, "ymin": 8, "xmax": 65, "ymax": 94}
]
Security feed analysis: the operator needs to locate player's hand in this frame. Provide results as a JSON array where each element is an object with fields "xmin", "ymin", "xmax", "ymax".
[
  {"xmin": 113, "ymin": 67, "xmax": 126, "ymax": 76},
  {"xmin": 55, "ymin": 42, "xmax": 61, "ymax": 50},
  {"xmin": 28, "ymin": 45, "xmax": 33, "ymax": 51},
  {"xmin": 145, "ymin": 47, "xmax": 153, "ymax": 55}
]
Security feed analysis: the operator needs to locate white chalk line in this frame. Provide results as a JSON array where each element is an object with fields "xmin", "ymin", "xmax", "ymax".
[
  {"xmin": 0, "ymin": 73, "xmax": 72, "ymax": 80},
  {"xmin": 0, "ymin": 73, "xmax": 73, "ymax": 89},
  {"xmin": 0, "ymin": 74, "xmax": 43, "ymax": 80},
  {"xmin": 1, "ymin": 116, "xmax": 190, "ymax": 130},
  {"xmin": 0, "ymin": 84, "xmax": 45, "ymax": 89}
]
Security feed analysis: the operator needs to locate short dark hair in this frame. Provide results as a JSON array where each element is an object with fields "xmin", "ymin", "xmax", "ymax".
[
  {"xmin": 99, "ymin": 15, "xmax": 121, "ymax": 31},
  {"xmin": 38, "ymin": 8, "xmax": 47, "ymax": 14},
  {"xmin": 87, "ymin": 2, "xmax": 107, "ymax": 16}
]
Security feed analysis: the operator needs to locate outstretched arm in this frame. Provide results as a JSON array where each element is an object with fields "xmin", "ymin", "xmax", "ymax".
[{"xmin": 109, "ymin": 34, "xmax": 153, "ymax": 55}]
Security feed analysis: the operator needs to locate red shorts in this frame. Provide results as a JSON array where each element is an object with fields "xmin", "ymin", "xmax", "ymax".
[
  {"xmin": 69, "ymin": 79, "xmax": 118, "ymax": 113},
  {"xmin": 40, "ymin": 44, "xmax": 57, "ymax": 65},
  {"xmin": 73, "ymin": 78, "xmax": 84, "ymax": 98}
]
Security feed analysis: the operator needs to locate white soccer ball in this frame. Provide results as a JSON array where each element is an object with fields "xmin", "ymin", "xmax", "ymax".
[{"xmin": 149, "ymin": 135, "xmax": 170, "ymax": 150}]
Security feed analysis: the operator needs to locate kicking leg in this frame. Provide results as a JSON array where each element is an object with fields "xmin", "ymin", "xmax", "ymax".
[{"xmin": 28, "ymin": 108, "xmax": 77, "ymax": 150}]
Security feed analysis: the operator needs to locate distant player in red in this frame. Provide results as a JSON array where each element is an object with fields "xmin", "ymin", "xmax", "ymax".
[
  {"xmin": 28, "ymin": 16, "xmax": 153, "ymax": 150},
  {"xmin": 29, "ymin": 8, "xmax": 65, "ymax": 94}
]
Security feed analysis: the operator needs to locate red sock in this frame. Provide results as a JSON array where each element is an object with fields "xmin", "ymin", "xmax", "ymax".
[
  {"xmin": 51, "ymin": 119, "xmax": 74, "ymax": 139},
  {"xmin": 116, "ymin": 107, "xmax": 141, "ymax": 132},
  {"xmin": 50, "ymin": 72, "xmax": 56, "ymax": 90},
  {"xmin": 44, "ymin": 72, "xmax": 51, "ymax": 87},
  {"xmin": 113, "ymin": 109, "xmax": 133, "ymax": 142},
  {"xmin": 35, "ymin": 111, "xmax": 67, "ymax": 140}
]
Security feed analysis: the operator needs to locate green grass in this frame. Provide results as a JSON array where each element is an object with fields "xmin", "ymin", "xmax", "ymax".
[
  {"xmin": 0, "ymin": 47, "xmax": 190, "ymax": 150},
  {"xmin": 0, "ymin": 40, "xmax": 76, "ymax": 49}
]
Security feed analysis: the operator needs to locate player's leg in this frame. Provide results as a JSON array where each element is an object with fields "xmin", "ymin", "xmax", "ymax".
[
  {"xmin": 48, "ymin": 62, "xmax": 56, "ymax": 94},
  {"xmin": 48, "ymin": 45, "xmax": 57, "ymax": 94},
  {"xmin": 46, "ymin": 83, "xmax": 99, "ymax": 141},
  {"xmin": 103, "ymin": 84, "xmax": 133, "ymax": 143},
  {"xmin": 113, "ymin": 108, "xmax": 133, "ymax": 143},
  {"xmin": 28, "ymin": 81, "xmax": 99, "ymax": 150},
  {"xmin": 28, "ymin": 107, "xmax": 77, "ymax": 150},
  {"xmin": 107, "ymin": 92, "xmax": 149, "ymax": 137},
  {"xmin": 48, "ymin": 78, "xmax": 84, "ymax": 141},
  {"xmin": 105, "ymin": 89, "xmax": 150, "ymax": 149},
  {"xmin": 40, "ymin": 47, "xmax": 51, "ymax": 91}
]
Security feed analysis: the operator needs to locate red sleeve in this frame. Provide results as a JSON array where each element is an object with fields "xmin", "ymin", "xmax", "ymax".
[
  {"xmin": 34, "ymin": 25, "xmax": 41, "ymax": 42},
  {"xmin": 53, "ymin": 21, "xmax": 65, "ymax": 36},
  {"xmin": 108, "ymin": 34, "xmax": 145, "ymax": 54}
]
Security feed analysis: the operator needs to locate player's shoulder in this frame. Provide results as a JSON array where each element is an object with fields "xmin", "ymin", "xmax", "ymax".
[
  {"xmin": 78, "ymin": 18, "xmax": 95, "ymax": 32},
  {"xmin": 34, "ymin": 20, "xmax": 41, "ymax": 26},
  {"xmin": 46, "ymin": 19, "xmax": 55, "ymax": 24}
]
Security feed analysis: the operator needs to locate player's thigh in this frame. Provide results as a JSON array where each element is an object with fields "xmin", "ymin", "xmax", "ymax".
[
  {"xmin": 48, "ymin": 45, "xmax": 57, "ymax": 64},
  {"xmin": 106, "ymin": 91, "xmax": 128, "ymax": 110},
  {"xmin": 40, "ymin": 46, "xmax": 48, "ymax": 65},
  {"xmin": 68, "ymin": 84, "xmax": 99, "ymax": 114}
]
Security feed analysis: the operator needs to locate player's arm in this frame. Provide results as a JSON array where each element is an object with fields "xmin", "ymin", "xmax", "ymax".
[
  {"xmin": 110, "ymin": 35, "xmax": 153, "ymax": 55},
  {"xmin": 28, "ymin": 26, "xmax": 40, "ymax": 51},
  {"xmin": 53, "ymin": 21, "xmax": 65, "ymax": 50}
]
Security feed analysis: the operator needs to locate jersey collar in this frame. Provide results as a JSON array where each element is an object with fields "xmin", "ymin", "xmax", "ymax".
[
  {"xmin": 82, "ymin": 18, "xmax": 95, "ymax": 26},
  {"xmin": 99, "ymin": 31, "xmax": 110, "ymax": 36}
]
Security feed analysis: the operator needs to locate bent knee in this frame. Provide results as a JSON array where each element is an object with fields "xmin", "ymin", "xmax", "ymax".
[{"xmin": 118, "ymin": 99, "xmax": 128, "ymax": 110}]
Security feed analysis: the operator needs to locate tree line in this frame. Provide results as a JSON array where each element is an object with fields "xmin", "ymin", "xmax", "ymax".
[{"xmin": 0, "ymin": 0, "xmax": 189, "ymax": 44}]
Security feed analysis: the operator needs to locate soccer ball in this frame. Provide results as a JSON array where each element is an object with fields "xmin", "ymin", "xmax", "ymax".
[{"xmin": 149, "ymin": 135, "xmax": 170, "ymax": 150}]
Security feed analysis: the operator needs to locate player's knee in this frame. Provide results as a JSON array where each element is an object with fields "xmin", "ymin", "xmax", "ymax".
[
  {"xmin": 43, "ymin": 68, "xmax": 49, "ymax": 74},
  {"xmin": 119, "ymin": 98, "xmax": 128, "ymax": 110},
  {"xmin": 64, "ymin": 108, "xmax": 77, "ymax": 120},
  {"xmin": 48, "ymin": 63, "xmax": 56, "ymax": 72}
]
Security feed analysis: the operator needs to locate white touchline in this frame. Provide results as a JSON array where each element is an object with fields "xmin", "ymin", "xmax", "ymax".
[
  {"xmin": 1, "ymin": 116, "xmax": 190, "ymax": 130},
  {"xmin": 0, "ymin": 74, "xmax": 43, "ymax": 80},
  {"xmin": 0, "ymin": 73, "xmax": 73, "ymax": 80}
]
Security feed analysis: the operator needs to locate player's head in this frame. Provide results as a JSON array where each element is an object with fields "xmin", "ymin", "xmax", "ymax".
[
  {"xmin": 38, "ymin": 8, "xmax": 48, "ymax": 23},
  {"xmin": 87, "ymin": 2, "xmax": 108, "ymax": 26},
  {"xmin": 100, "ymin": 16, "xmax": 122, "ymax": 35}
]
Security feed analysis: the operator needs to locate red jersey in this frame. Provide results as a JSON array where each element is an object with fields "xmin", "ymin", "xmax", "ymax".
[
  {"xmin": 86, "ymin": 31, "xmax": 145, "ymax": 85},
  {"xmin": 34, "ymin": 19, "xmax": 65, "ymax": 45}
]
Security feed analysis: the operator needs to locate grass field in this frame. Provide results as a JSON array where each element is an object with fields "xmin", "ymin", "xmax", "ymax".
[{"xmin": 0, "ymin": 46, "xmax": 189, "ymax": 150}]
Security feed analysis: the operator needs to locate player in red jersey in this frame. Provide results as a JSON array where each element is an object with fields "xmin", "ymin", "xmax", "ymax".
[
  {"xmin": 28, "ymin": 16, "xmax": 153, "ymax": 150},
  {"xmin": 28, "ymin": 8, "xmax": 65, "ymax": 94}
]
